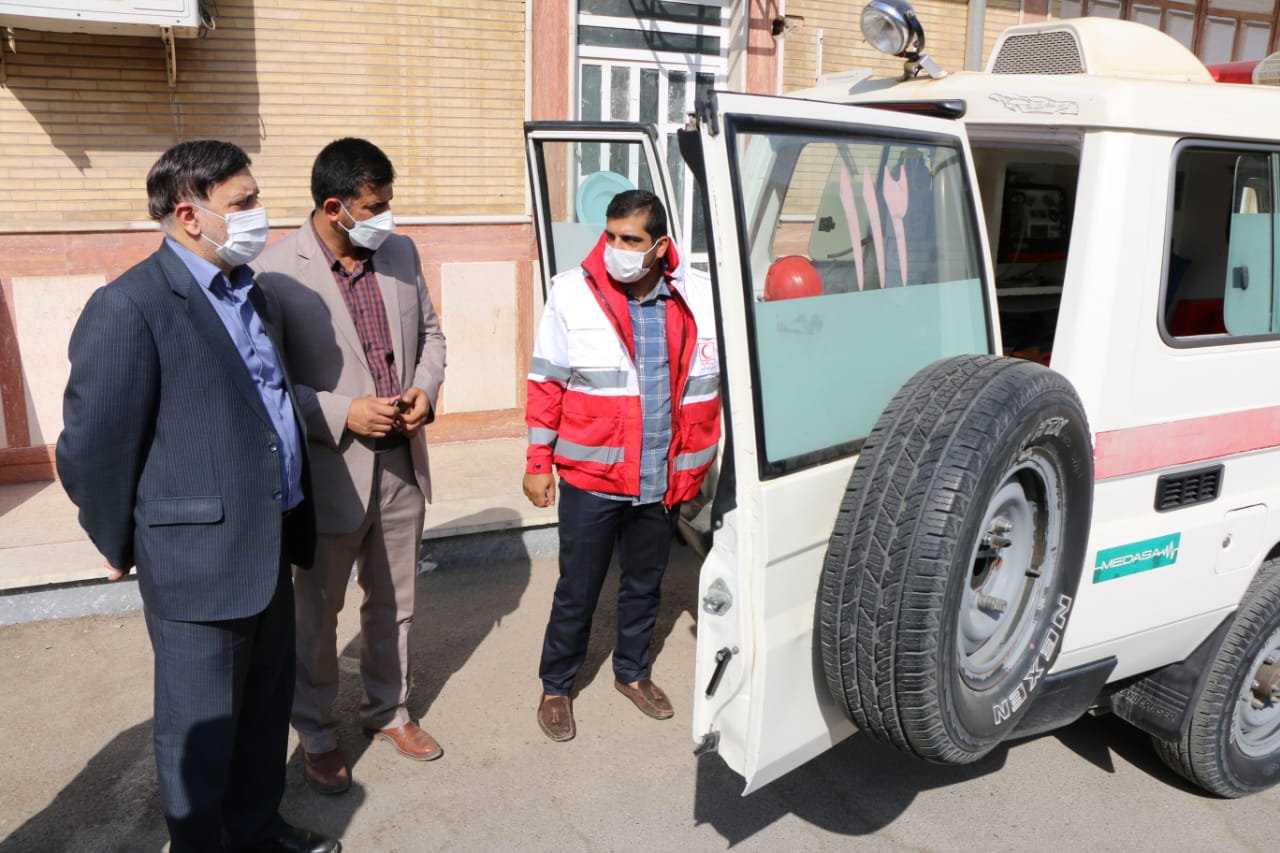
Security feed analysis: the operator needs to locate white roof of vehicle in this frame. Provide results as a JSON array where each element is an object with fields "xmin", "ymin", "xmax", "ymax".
[{"xmin": 787, "ymin": 17, "xmax": 1280, "ymax": 139}]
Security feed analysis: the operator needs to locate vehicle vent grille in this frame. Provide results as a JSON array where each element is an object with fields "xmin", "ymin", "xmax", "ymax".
[
  {"xmin": 1155, "ymin": 465, "xmax": 1223, "ymax": 512},
  {"xmin": 991, "ymin": 31, "xmax": 1085, "ymax": 75},
  {"xmin": 1255, "ymin": 51, "xmax": 1280, "ymax": 85}
]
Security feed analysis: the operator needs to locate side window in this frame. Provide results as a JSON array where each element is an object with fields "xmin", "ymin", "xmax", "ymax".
[
  {"xmin": 730, "ymin": 125, "xmax": 989, "ymax": 474},
  {"xmin": 1166, "ymin": 145, "xmax": 1280, "ymax": 340}
]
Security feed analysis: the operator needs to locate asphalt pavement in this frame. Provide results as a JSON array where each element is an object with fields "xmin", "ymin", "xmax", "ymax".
[{"xmin": 2, "ymin": 544, "xmax": 1278, "ymax": 852}]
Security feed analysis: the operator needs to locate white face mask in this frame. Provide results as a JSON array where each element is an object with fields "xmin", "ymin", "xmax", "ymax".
[
  {"xmin": 341, "ymin": 205, "xmax": 395, "ymax": 251},
  {"xmin": 604, "ymin": 241, "xmax": 660, "ymax": 284},
  {"xmin": 195, "ymin": 205, "xmax": 269, "ymax": 267}
]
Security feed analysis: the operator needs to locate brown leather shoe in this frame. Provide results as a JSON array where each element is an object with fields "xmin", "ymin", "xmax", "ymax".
[
  {"xmin": 615, "ymin": 678, "xmax": 674, "ymax": 720},
  {"xmin": 537, "ymin": 694, "xmax": 575, "ymax": 742},
  {"xmin": 364, "ymin": 721, "xmax": 443, "ymax": 761},
  {"xmin": 303, "ymin": 748, "xmax": 350, "ymax": 795}
]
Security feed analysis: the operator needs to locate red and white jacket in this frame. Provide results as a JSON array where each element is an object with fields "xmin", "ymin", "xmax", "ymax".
[{"xmin": 526, "ymin": 234, "xmax": 721, "ymax": 507}]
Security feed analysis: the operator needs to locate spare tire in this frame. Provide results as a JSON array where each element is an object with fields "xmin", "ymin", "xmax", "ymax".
[{"xmin": 819, "ymin": 354, "xmax": 1093, "ymax": 764}]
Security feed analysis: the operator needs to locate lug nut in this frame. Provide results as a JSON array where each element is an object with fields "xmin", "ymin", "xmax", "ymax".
[{"xmin": 976, "ymin": 594, "xmax": 1008, "ymax": 614}]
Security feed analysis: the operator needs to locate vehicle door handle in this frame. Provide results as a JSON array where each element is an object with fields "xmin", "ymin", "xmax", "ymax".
[{"xmin": 705, "ymin": 646, "xmax": 735, "ymax": 698}]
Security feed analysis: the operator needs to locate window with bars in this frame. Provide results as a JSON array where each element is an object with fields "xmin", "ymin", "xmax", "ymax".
[
  {"xmin": 577, "ymin": 1, "xmax": 729, "ymax": 265},
  {"xmin": 1052, "ymin": 0, "xmax": 1280, "ymax": 62}
]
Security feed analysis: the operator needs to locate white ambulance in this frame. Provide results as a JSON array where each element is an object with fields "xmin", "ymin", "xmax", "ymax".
[{"xmin": 524, "ymin": 0, "xmax": 1280, "ymax": 799}]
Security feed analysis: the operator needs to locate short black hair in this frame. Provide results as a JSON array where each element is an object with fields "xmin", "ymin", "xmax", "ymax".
[
  {"xmin": 605, "ymin": 189, "xmax": 668, "ymax": 240},
  {"xmin": 146, "ymin": 140, "xmax": 251, "ymax": 221},
  {"xmin": 310, "ymin": 137, "xmax": 396, "ymax": 209}
]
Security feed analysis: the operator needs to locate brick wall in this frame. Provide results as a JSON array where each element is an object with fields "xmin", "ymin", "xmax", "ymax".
[
  {"xmin": 0, "ymin": 0, "xmax": 527, "ymax": 231},
  {"xmin": 0, "ymin": 0, "xmax": 534, "ymax": 481},
  {"xmin": 781, "ymin": 0, "xmax": 1024, "ymax": 92}
]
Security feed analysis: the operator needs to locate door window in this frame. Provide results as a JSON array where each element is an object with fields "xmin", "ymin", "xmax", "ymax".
[
  {"xmin": 727, "ymin": 122, "xmax": 990, "ymax": 473},
  {"xmin": 527, "ymin": 135, "xmax": 665, "ymax": 280}
]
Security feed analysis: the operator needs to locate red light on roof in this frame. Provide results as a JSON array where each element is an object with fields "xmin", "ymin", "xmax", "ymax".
[{"xmin": 1207, "ymin": 59, "xmax": 1260, "ymax": 83}]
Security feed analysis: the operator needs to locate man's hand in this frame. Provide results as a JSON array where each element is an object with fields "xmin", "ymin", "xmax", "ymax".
[
  {"xmin": 523, "ymin": 472, "xmax": 556, "ymax": 508},
  {"xmin": 104, "ymin": 559, "xmax": 132, "ymax": 581},
  {"xmin": 394, "ymin": 386, "xmax": 432, "ymax": 437},
  {"xmin": 346, "ymin": 396, "xmax": 402, "ymax": 438}
]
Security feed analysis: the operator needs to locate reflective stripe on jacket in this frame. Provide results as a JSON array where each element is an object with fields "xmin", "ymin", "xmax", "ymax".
[{"xmin": 525, "ymin": 234, "xmax": 721, "ymax": 507}]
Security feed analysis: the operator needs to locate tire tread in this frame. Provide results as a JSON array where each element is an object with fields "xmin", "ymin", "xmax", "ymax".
[{"xmin": 819, "ymin": 355, "xmax": 1092, "ymax": 763}]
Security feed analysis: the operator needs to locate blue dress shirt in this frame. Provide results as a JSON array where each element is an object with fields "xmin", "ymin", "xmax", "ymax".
[{"xmin": 165, "ymin": 237, "xmax": 304, "ymax": 511}]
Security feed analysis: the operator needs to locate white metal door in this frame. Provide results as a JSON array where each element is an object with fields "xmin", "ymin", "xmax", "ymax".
[{"xmin": 689, "ymin": 91, "xmax": 997, "ymax": 792}]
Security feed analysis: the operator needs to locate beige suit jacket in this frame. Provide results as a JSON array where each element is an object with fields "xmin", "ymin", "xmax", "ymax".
[{"xmin": 255, "ymin": 220, "xmax": 446, "ymax": 534}]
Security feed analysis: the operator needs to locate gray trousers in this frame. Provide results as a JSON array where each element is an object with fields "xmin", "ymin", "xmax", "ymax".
[{"xmin": 291, "ymin": 445, "xmax": 426, "ymax": 754}]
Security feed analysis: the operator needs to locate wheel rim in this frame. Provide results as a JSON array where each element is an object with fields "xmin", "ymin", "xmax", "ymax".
[
  {"xmin": 958, "ymin": 449, "xmax": 1062, "ymax": 688},
  {"xmin": 1234, "ymin": 627, "xmax": 1280, "ymax": 758}
]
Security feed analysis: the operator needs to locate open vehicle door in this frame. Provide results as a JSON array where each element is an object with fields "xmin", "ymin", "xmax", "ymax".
[
  {"xmin": 686, "ymin": 91, "xmax": 1000, "ymax": 792},
  {"xmin": 522, "ymin": 97, "xmax": 1000, "ymax": 793},
  {"xmin": 524, "ymin": 121, "xmax": 719, "ymax": 548}
]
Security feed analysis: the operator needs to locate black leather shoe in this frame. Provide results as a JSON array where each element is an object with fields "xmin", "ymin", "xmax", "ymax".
[{"xmin": 242, "ymin": 823, "xmax": 341, "ymax": 853}]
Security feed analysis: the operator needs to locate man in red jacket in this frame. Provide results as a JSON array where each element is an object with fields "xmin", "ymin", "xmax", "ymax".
[{"xmin": 522, "ymin": 189, "xmax": 720, "ymax": 742}]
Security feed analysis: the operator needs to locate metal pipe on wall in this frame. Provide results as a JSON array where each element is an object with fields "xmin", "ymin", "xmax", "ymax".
[{"xmin": 966, "ymin": 0, "xmax": 989, "ymax": 70}]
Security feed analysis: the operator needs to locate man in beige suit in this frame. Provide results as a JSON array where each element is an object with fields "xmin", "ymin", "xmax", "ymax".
[{"xmin": 255, "ymin": 138, "xmax": 447, "ymax": 795}]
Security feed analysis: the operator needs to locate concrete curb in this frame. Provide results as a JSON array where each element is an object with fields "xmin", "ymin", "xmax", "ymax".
[{"xmin": 0, "ymin": 524, "xmax": 559, "ymax": 627}]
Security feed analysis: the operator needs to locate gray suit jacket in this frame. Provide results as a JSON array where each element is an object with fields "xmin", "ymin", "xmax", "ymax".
[
  {"xmin": 56, "ymin": 241, "xmax": 316, "ymax": 623},
  {"xmin": 254, "ymin": 221, "xmax": 446, "ymax": 534}
]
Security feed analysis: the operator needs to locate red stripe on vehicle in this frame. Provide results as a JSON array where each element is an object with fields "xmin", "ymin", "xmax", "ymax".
[{"xmin": 1093, "ymin": 406, "xmax": 1280, "ymax": 480}]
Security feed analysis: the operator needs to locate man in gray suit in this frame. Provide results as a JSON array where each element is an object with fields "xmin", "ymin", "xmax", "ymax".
[
  {"xmin": 57, "ymin": 140, "xmax": 339, "ymax": 853},
  {"xmin": 255, "ymin": 138, "xmax": 447, "ymax": 795}
]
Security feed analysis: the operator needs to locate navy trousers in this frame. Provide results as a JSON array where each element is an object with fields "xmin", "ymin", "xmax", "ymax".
[
  {"xmin": 144, "ymin": 561, "xmax": 294, "ymax": 852},
  {"xmin": 539, "ymin": 479, "xmax": 680, "ymax": 695}
]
